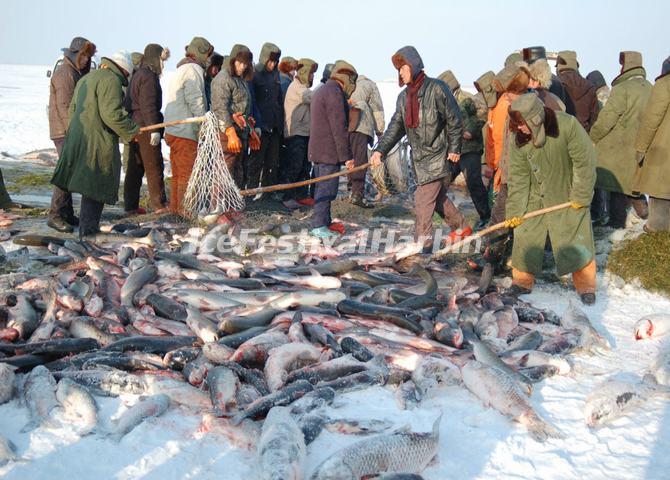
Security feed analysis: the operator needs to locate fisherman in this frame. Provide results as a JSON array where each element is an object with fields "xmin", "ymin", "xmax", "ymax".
[
  {"xmin": 347, "ymin": 73, "xmax": 385, "ymax": 208},
  {"xmin": 504, "ymin": 93, "xmax": 597, "ymax": 305},
  {"xmin": 211, "ymin": 44, "xmax": 261, "ymax": 190},
  {"xmin": 371, "ymin": 46, "xmax": 470, "ymax": 252},
  {"xmin": 164, "ymin": 37, "xmax": 213, "ymax": 215},
  {"xmin": 309, "ymin": 60, "xmax": 357, "ymax": 238},
  {"xmin": 278, "ymin": 56, "xmax": 298, "ymax": 97},
  {"xmin": 634, "ymin": 56, "xmax": 670, "ymax": 233},
  {"xmin": 123, "ymin": 43, "xmax": 170, "ymax": 216},
  {"xmin": 522, "ymin": 46, "xmax": 572, "ymax": 112},
  {"xmin": 47, "ymin": 36, "xmax": 96, "ymax": 233},
  {"xmin": 590, "ymin": 51, "xmax": 652, "ymax": 229},
  {"xmin": 556, "ymin": 51, "xmax": 599, "ymax": 132},
  {"xmin": 204, "ymin": 52, "xmax": 224, "ymax": 108},
  {"xmin": 50, "ymin": 51, "xmax": 139, "ymax": 238}
]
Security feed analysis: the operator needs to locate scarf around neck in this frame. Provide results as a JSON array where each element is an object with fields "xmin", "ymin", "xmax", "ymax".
[{"xmin": 405, "ymin": 70, "xmax": 426, "ymax": 129}]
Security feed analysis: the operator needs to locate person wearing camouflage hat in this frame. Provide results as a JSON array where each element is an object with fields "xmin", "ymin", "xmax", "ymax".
[{"xmin": 504, "ymin": 93, "xmax": 597, "ymax": 304}]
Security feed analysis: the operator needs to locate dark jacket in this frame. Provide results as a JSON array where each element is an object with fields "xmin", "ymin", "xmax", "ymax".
[
  {"xmin": 48, "ymin": 57, "xmax": 86, "ymax": 140},
  {"xmin": 252, "ymin": 44, "xmax": 284, "ymax": 132},
  {"xmin": 459, "ymin": 95, "xmax": 484, "ymax": 155},
  {"xmin": 124, "ymin": 65, "xmax": 163, "ymax": 130},
  {"xmin": 558, "ymin": 69, "xmax": 599, "ymax": 132},
  {"xmin": 308, "ymin": 79, "xmax": 351, "ymax": 165},
  {"xmin": 376, "ymin": 77, "xmax": 463, "ymax": 185},
  {"xmin": 550, "ymin": 75, "xmax": 574, "ymax": 114},
  {"xmin": 51, "ymin": 59, "xmax": 139, "ymax": 204},
  {"xmin": 211, "ymin": 46, "xmax": 253, "ymax": 136}
]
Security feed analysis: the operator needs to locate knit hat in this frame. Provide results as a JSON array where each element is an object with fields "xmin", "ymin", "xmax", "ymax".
[
  {"xmin": 556, "ymin": 50, "xmax": 579, "ymax": 72},
  {"xmin": 106, "ymin": 50, "xmax": 133, "ymax": 77},
  {"xmin": 185, "ymin": 37, "xmax": 214, "ymax": 66},
  {"xmin": 504, "ymin": 52, "xmax": 522, "ymax": 67},
  {"xmin": 493, "ymin": 64, "xmax": 530, "ymax": 94},
  {"xmin": 438, "ymin": 70, "xmax": 460, "ymax": 92},
  {"xmin": 391, "ymin": 46, "xmax": 424, "ymax": 85},
  {"xmin": 586, "ymin": 70, "xmax": 607, "ymax": 90},
  {"xmin": 474, "ymin": 71, "xmax": 497, "ymax": 108},
  {"xmin": 522, "ymin": 46, "xmax": 547, "ymax": 65},
  {"xmin": 330, "ymin": 60, "xmax": 358, "ymax": 98},
  {"xmin": 509, "ymin": 93, "xmax": 547, "ymax": 148},
  {"xmin": 620, "ymin": 51, "xmax": 643, "ymax": 72},
  {"xmin": 296, "ymin": 58, "xmax": 318, "ymax": 86}
]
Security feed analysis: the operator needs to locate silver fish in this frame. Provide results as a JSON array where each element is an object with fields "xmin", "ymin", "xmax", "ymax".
[
  {"xmin": 121, "ymin": 265, "xmax": 158, "ymax": 307},
  {"xmin": 411, "ymin": 354, "xmax": 462, "ymax": 397},
  {"xmin": 108, "ymin": 394, "xmax": 170, "ymax": 441},
  {"xmin": 561, "ymin": 301, "xmax": 609, "ymax": 350},
  {"xmin": 207, "ymin": 366, "xmax": 239, "ymax": 417},
  {"xmin": 185, "ymin": 307, "xmax": 219, "ymax": 343},
  {"xmin": 257, "ymin": 406, "xmax": 306, "ymax": 480},
  {"xmin": 22, "ymin": 365, "xmax": 59, "ymax": 431},
  {"xmin": 0, "ymin": 364, "xmax": 16, "ymax": 404},
  {"xmin": 264, "ymin": 342, "xmax": 322, "ymax": 391},
  {"xmin": 56, "ymin": 378, "xmax": 98, "ymax": 435}
]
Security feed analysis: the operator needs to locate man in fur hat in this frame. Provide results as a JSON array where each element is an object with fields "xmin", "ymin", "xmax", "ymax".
[
  {"xmin": 279, "ymin": 56, "xmax": 298, "ymax": 97},
  {"xmin": 505, "ymin": 93, "xmax": 597, "ymax": 304},
  {"xmin": 522, "ymin": 46, "xmax": 571, "ymax": 112},
  {"xmin": 123, "ymin": 43, "xmax": 170, "ymax": 216},
  {"xmin": 47, "ymin": 36, "xmax": 96, "ymax": 233},
  {"xmin": 371, "ymin": 46, "xmax": 469, "ymax": 252}
]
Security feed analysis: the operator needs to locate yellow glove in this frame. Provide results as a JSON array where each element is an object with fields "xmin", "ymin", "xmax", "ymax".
[
  {"xmin": 503, "ymin": 216, "xmax": 524, "ymax": 228},
  {"xmin": 570, "ymin": 201, "xmax": 586, "ymax": 210}
]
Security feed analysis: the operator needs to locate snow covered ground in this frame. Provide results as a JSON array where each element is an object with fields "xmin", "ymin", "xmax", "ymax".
[{"xmin": 1, "ymin": 65, "xmax": 669, "ymax": 480}]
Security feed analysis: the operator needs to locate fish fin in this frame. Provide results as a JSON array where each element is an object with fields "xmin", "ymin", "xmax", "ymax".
[
  {"xmin": 522, "ymin": 411, "xmax": 564, "ymax": 442},
  {"xmin": 308, "ymin": 268, "xmax": 322, "ymax": 277},
  {"xmin": 432, "ymin": 412, "xmax": 443, "ymax": 436}
]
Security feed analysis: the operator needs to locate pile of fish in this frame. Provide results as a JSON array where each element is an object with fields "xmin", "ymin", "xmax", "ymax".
[{"xmin": 0, "ymin": 221, "xmax": 667, "ymax": 477}]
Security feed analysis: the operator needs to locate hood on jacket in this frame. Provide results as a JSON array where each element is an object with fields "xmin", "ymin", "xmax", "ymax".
[
  {"xmin": 509, "ymin": 93, "xmax": 555, "ymax": 148},
  {"xmin": 62, "ymin": 37, "xmax": 96, "ymax": 72},
  {"xmin": 612, "ymin": 64, "xmax": 647, "ymax": 87},
  {"xmin": 321, "ymin": 63, "xmax": 334, "ymax": 83},
  {"xmin": 528, "ymin": 59, "xmax": 553, "ymax": 89},
  {"xmin": 131, "ymin": 52, "xmax": 144, "ymax": 71},
  {"xmin": 256, "ymin": 42, "xmax": 281, "ymax": 72},
  {"xmin": 185, "ymin": 37, "xmax": 214, "ymax": 66},
  {"xmin": 556, "ymin": 50, "xmax": 579, "ymax": 73},
  {"xmin": 141, "ymin": 44, "xmax": 170, "ymax": 76},
  {"xmin": 100, "ymin": 56, "xmax": 130, "ymax": 87},
  {"xmin": 296, "ymin": 58, "xmax": 318, "ymax": 87},
  {"xmin": 586, "ymin": 70, "xmax": 607, "ymax": 90},
  {"xmin": 438, "ymin": 70, "xmax": 460, "ymax": 92},
  {"xmin": 505, "ymin": 52, "xmax": 522, "ymax": 67},
  {"xmin": 620, "ymin": 51, "xmax": 643, "ymax": 74},
  {"xmin": 391, "ymin": 46, "xmax": 424, "ymax": 86},
  {"xmin": 474, "ymin": 70, "xmax": 497, "ymax": 108},
  {"xmin": 660, "ymin": 56, "xmax": 670, "ymax": 79},
  {"xmin": 494, "ymin": 64, "xmax": 530, "ymax": 94},
  {"xmin": 227, "ymin": 44, "xmax": 253, "ymax": 79},
  {"xmin": 522, "ymin": 46, "xmax": 547, "ymax": 65},
  {"xmin": 330, "ymin": 60, "xmax": 358, "ymax": 98},
  {"xmin": 279, "ymin": 56, "xmax": 298, "ymax": 75}
]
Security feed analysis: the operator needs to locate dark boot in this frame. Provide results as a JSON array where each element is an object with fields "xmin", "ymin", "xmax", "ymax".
[
  {"xmin": 630, "ymin": 196, "xmax": 649, "ymax": 220},
  {"xmin": 580, "ymin": 292, "xmax": 596, "ymax": 306},
  {"xmin": 350, "ymin": 194, "xmax": 374, "ymax": 209},
  {"xmin": 47, "ymin": 216, "xmax": 74, "ymax": 233}
]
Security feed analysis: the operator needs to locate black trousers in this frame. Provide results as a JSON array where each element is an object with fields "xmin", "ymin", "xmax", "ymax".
[
  {"xmin": 282, "ymin": 136, "xmax": 311, "ymax": 200},
  {"xmin": 246, "ymin": 129, "xmax": 281, "ymax": 190},
  {"xmin": 451, "ymin": 152, "xmax": 490, "ymax": 221},
  {"xmin": 348, "ymin": 132, "xmax": 370, "ymax": 197},
  {"xmin": 49, "ymin": 138, "xmax": 74, "ymax": 220},
  {"xmin": 311, "ymin": 163, "xmax": 339, "ymax": 229},
  {"xmin": 608, "ymin": 192, "xmax": 630, "ymax": 228},
  {"xmin": 79, "ymin": 196, "xmax": 104, "ymax": 237},
  {"xmin": 123, "ymin": 133, "xmax": 167, "ymax": 211},
  {"xmin": 486, "ymin": 184, "xmax": 511, "ymax": 264}
]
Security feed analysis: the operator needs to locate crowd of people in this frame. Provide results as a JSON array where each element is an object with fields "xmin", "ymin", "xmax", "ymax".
[{"xmin": 32, "ymin": 36, "xmax": 670, "ymax": 306}]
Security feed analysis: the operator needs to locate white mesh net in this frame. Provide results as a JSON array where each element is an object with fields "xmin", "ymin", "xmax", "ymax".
[
  {"xmin": 370, "ymin": 138, "xmax": 414, "ymax": 197},
  {"xmin": 182, "ymin": 111, "xmax": 245, "ymax": 218}
]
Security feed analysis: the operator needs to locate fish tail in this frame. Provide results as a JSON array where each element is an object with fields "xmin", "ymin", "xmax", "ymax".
[{"xmin": 522, "ymin": 411, "xmax": 564, "ymax": 442}]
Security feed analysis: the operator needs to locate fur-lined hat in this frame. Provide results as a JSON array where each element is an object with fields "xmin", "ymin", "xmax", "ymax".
[
  {"xmin": 557, "ymin": 50, "xmax": 579, "ymax": 72},
  {"xmin": 257, "ymin": 42, "xmax": 281, "ymax": 72},
  {"xmin": 142, "ymin": 44, "xmax": 170, "ymax": 75},
  {"xmin": 62, "ymin": 37, "xmax": 96, "ymax": 71},
  {"xmin": 391, "ymin": 46, "xmax": 424, "ymax": 86},
  {"xmin": 185, "ymin": 37, "xmax": 214, "ymax": 66},
  {"xmin": 228, "ymin": 44, "xmax": 253, "ymax": 78},
  {"xmin": 504, "ymin": 52, "xmax": 522, "ymax": 68},
  {"xmin": 493, "ymin": 64, "xmax": 530, "ymax": 94},
  {"xmin": 620, "ymin": 51, "xmax": 643, "ymax": 73},
  {"xmin": 528, "ymin": 59, "xmax": 553, "ymax": 90},
  {"xmin": 474, "ymin": 71, "xmax": 497, "ymax": 108},
  {"xmin": 279, "ymin": 56, "xmax": 298, "ymax": 74},
  {"xmin": 438, "ymin": 70, "xmax": 460, "ymax": 92},
  {"xmin": 296, "ymin": 58, "xmax": 318, "ymax": 87},
  {"xmin": 330, "ymin": 60, "xmax": 358, "ymax": 98},
  {"xmin": 509, "ymin": 93, "xmax": 547, "ymax": 148}
]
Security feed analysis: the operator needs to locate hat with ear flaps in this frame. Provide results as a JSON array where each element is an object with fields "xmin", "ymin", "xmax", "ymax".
[
  {"xmin": 296, "ymin": 58, "xmax": 318, "ymax": 86},
  {"xmin": 391, "ymin": 46, "xmax": 424, "ymax": 86},
  {"xmin": 185, "ymin": 37, "xmax": 214, "ymax": 66},
  {"xmin": 620, "ymin": 51, "xmax": 643, "ymax": 72},
  {"xmin": 62, "ymin": 37, "xmax": 97, "ymax": 70},
  {"xmin": 228, "ymin": 44, "xmax": 253, "ymax": 78},
  {"xmin": 493, "ymin": 64, "xmax": 531, "ymax": 94},
  {"xmin": 330, "ymin": 60, "xmax": 358, "ymax": 98},
  {"xmin": 474, "ymin": 71, "xmax": 497, "ymax": 108},
  {"xmin": 556, "ymin": 50, "xmax": 579, "ymax": 72},
  {"xmin": 504, "ymin": 52, "xmax": 522, "ymax": 68},
  {"xmin": 438, "ymin": 70, "xmax": 460, "ymax": 92},
  {"xmin": 279, "ymin": 56, "xmax": 298, "ymax": 74},
  {"xmin": 142, "ymin": 43, "xmax": 170, "ymax": 75},
  {"xmin": 509, "ymin": 93, "xmax": 547, "ymax": 148}
]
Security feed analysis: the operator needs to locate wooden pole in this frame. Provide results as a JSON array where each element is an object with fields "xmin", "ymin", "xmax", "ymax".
[
  {"xmin": 139, "ymin": 116, "xmax": 207, "ymax": 133},
  {"xmin": 430, "ymin": 202, "xmax": 573, "ymax": 260}
]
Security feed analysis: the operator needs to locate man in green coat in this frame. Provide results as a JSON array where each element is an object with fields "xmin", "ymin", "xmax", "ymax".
[
  {"xmin": 590, "ymin": 51, "xmax": 652, "ymax": 229},
  {"xmin": 505, "ymin": 93, "xmax": 597, "ymax": 305},
  {"xmin": 634, "ymin": 57, "xmax": 670, "ymax": 232},
  {"xmin": 51, "ymin": 51, "xmax": 139, "ymax": 237}
]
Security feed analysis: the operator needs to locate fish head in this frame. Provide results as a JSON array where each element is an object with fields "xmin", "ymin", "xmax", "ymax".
[
  {"xmin": 634, "ymin": 319, "xmax": 653, "ymax": 340},
  {"xmin": 585, "ymin": 404, "xmax": 609, "ymax": 428}
]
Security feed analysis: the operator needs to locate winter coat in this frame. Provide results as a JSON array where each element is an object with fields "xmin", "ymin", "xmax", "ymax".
[
  {"xmin": 507, "ymin": 110, "xmax": 596, "ymax": 276},
  {"xmin": 483, "ymin": 96, "xmax": 512, "ymax": 191},
  {"xmin": 308, "ymin": 79, "xmax": 351, "ymax": 165},
  {"xmin": 123, "ymin": 65, "xmax": 163, "ymax": 129},
  {"xmin": 535, "ymin": 89, "xmax": 566, "ymax": 112},
  {"xmin": 558, "ymin": 69, "xmax": 599, "ymax": 132},
  {"xmin": 349, "ymin": 75, "xmax": 385, "ymax": 139},
  {"xmin": 376, "ymin": 77, "xmax": 463, "ymax": 185},
  {"xmin": 164, "ymin": 58, "xmax": 206, "ymax": 141},
  {"xmin": 284, "ymin": 77, "xmax": 313, "ymax": 138},
  {"xmin": 211, "ymin": 62, "xmax": 252, "ymax": 136},
  {"xmin": 48, "ymin": 56, "xmax": 86, "ymax": 140},
  {"xmin": 633, "ymin": 72, "xmax": 670, "ymax": 199},
  {"xmin": 280, "ymin": 73, "xmax": 292, "ymax": 97},
  {"xmin": 51, "ymin": 59, "xmax": 139, "ymax": 204},
  {"xmin": 456, "ymin": 90, "xmax": 484, "ymax": 155},
  {"xmin": 551, "ymin": 75, "xmax": 573, "ymax": 114},
  {"xmin": 590, "ymin": 67, "xmax": 652, "ymax": 194},
  {"xmin": 252, "ymin": 45, "xmax": 283, "ymax": 132}
]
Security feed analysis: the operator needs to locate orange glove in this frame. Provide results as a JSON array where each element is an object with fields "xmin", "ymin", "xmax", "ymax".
[
  {"xmin": 232, "ymin": 112, "xmax": 247, "ymax": 129},
  {"xmin": 249, "ymin": 129, "xmax": 261, "ymax": 151},
  {"xmin": 247, "ymin": 116, "xmax": 256, "ymax": 128},
  {"xmin": 225, "ymin": 127, "xmax": 242, "ymax": 153}
]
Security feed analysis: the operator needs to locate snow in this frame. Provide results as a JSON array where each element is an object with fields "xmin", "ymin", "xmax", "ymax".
[{"xmin": 2, "ymin": 65, "xmax": 670, "ymax": 480}]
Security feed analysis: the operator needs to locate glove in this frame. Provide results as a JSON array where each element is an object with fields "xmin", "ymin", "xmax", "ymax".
[
  {"xmin": 570, "ymin": 201, "xmax": 586, "ymax": 210},
  {"xmin": 232, "ymin": 112, "xmax": 247, "ymax": 129},
  {"xmin": 503, "ymin": 216, "xmax": 524, "ymax": 228},
  {"xmin": 249, "ymin": 128, "xmax": 261, "ymax": 151},
  {"xmin": 149, "ymin": 132, "xmax": 161, "ymax": 146},
  {"xmin": 225, "ymin": 127, "xmax": 242, "ymax": 153},
  {"xmin": 247, "ymin": 116, "xmax": 256, "ymax": 128}
]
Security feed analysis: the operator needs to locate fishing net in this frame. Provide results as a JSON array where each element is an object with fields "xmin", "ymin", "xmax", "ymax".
[
  {"xmin": 370, "ymin": 138, "xmax": 414, "ymax": 197},
  {"xmin": 182, "ymin": 111, "xmax": 245, "ymax": 218}
]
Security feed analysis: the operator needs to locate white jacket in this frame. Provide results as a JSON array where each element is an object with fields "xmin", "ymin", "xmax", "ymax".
[
  {"xmin": 284, "ymin": 78, "xmax": 313, "ymax": 138},
  {"xmin": 164, "ymin": 61, "xmax": 206, "ymax": 141}
]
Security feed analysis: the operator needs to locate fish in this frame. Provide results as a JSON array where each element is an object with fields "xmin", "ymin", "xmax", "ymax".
[
  {"xmin": 7, "ymin": 293, "xmax": 39, "ymax": 340},
  {"xmin": 336, "ymin": 300, "xmax": 423, "ymax": 335},
  {"xmin": 202, "ymin": 342, "xmax": 235, "ymax": 364},
  {"xmin": 54, "ymin": 369, "xmax": 148, "ymax": 396},
  {"xmin": 185, "ymin": 307, "xmax": 218, "ymax": 343},
  {"xmin": 470, "ymin": 337, "xmax": 533, "ymax": 395},
  {"xmin": 207, "ymin": 366, "xmax": 239, "ymax": 417},
  {"xmin": 215, "ymin": 360, "xmax": 270, "ymax": 396},
  {"xmin": 22, "ymin": 365, "xmax": 59, "ymax": 431},
  {"xmin": 257, "ymin": 406, "xmax": 306, "ymax": 480},
  {"xmin": 340, "ymin": 336, "xmax": 374, "ymax": 362},
  {"xmin": 561, "ymin": 301, "xmax": 609, "ymax": 350},
  {"xmin": 271, "ymin": 290, "xmax": 348, "ymax": 310},
  {"xmin": 500, "ymin": 350, "xmax": 571, "ymax": 375},
  {"xmin": 287, "ymin": 259, "xmax": 358, "ymax": 276},
  {"xmin": 299, "ymin": 413, "xmax": 327, "ymax": 445},
  {"xmin": 55, "ymin": 378, "xmax": 98, "ymax": 435},
  {"xmin": 107, "ymin": 394, "xmax": 170, "ymax": 441},
  {"xmin": 231, "ymin": 380, "xmax": 314, "ymax": 424},
  {"xmin": 102, "ymin": 335, "xmax": 198, "ymax": 354},
  {"xmin": 218, "ymin": 326, "xmax": 270, "ymax": 349},
  {"xmin": 285, "ymin": 354, "xmax": 368, "ymax": 385},
  {"xmin": 518, "ymin": 365, "xmax": 560, "ymax": 382},
  {"xmin": 182, "ymin": 353, "xmax": 213, "ymax": 387},
  {"xmin": 169, "ymin": 289, "xmax": 244, "ymax": 310},
  {"xmin": 196, "ymin": 414, "xmax": 261, "ymax": 450},
  {"xmin": 310, "ymin": 416, "xmax": 440, "ymax": 480},
  {"xmin": 264, "ymin": 269, "xmax": 342, "ymax": 290},
  {"xmin": 145, "ymin": 293, "xmax": 187, "ymax": 322},
  {"xmin": 317, "ymin": 370, "xmax": 388, "ymax": 393},
  {"xmin": 264, "ymin": 342, "xmax": 323, "ymax": 391},
  {"xmin": 411, "ymin": 355, "xmax": 461, "ymax": 397},
  {"xmin": 0, "ymin": 364, "xmax": 16, "ymax": 404},
  {"xmin": 433, "ymin": 316, "xmax": 463, "ymax": 349},
  {"xmin": 143, "ymin": 376, "xmax": 211, "ymax": 409},
  {"xmin": 303, "ymin": 322, "xmax": 341, "ymax": 353},
  {"xmin": 218, "ymin": 308, "xmax": 283, "ymax": 334},
  {"xmin": 230, "ymin": 330, "xmax": 290, "ymax": 368},
  {"xmin": 504, "ymin": 330, "xmax": 543, "ymax": 353},
  {"xmin": 323, "ymin": 418, "xmax": 395, "ymax": 436},
  {"xmin": 634, "ymin": 313, "xmax": 670, "ymax": 340},
  {"xmin": 461, "ymin": 361, "xmax": 563, "ymax": 442},
  {"xmin": 289, "ymin": 387, "xmax": 336, "ymax": 416},
  {"xmin": 163, "ymin": 346, "xmax": 201, "ymax": 370}
]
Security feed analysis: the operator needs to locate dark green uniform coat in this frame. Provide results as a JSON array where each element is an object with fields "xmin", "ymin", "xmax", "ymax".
[
  {"xmin": 51, "ymin": 59, "xmax": 138, "ymax": 205},
  {"xmin": 590, "ymin": 67, "xmax": 652, "ymax": 194},
  {"xmin": 507, "ymin": 111, "xmax": 596, "ymax": 276}
]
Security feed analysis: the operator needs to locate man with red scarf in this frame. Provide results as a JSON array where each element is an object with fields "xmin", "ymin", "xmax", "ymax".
[{"xmin": 371, "ymin": 46, "xmax": 470, "ymax": 252}]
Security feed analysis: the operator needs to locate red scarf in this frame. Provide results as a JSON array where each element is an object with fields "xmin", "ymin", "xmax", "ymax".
[{"xmin": 405, "ymin": 71, "xmax": 426, "ymax": 129}]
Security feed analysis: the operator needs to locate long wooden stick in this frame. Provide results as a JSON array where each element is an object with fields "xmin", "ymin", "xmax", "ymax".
[
  {"xmin": 239, "ymin": 162, "xmax": 371, "ymax": 197},
  {"xmin": 139, "ymin": 116, "xmax": 206, "ymax": 133},
  {"xmin": 430, "ymin": 201, "xmax": 573, "ymax": 260}
]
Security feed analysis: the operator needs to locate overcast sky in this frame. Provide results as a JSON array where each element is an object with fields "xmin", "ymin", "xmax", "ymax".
[{"xmin": 2, "ymin": 0, "xmax": 667, "ymax": 86}]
